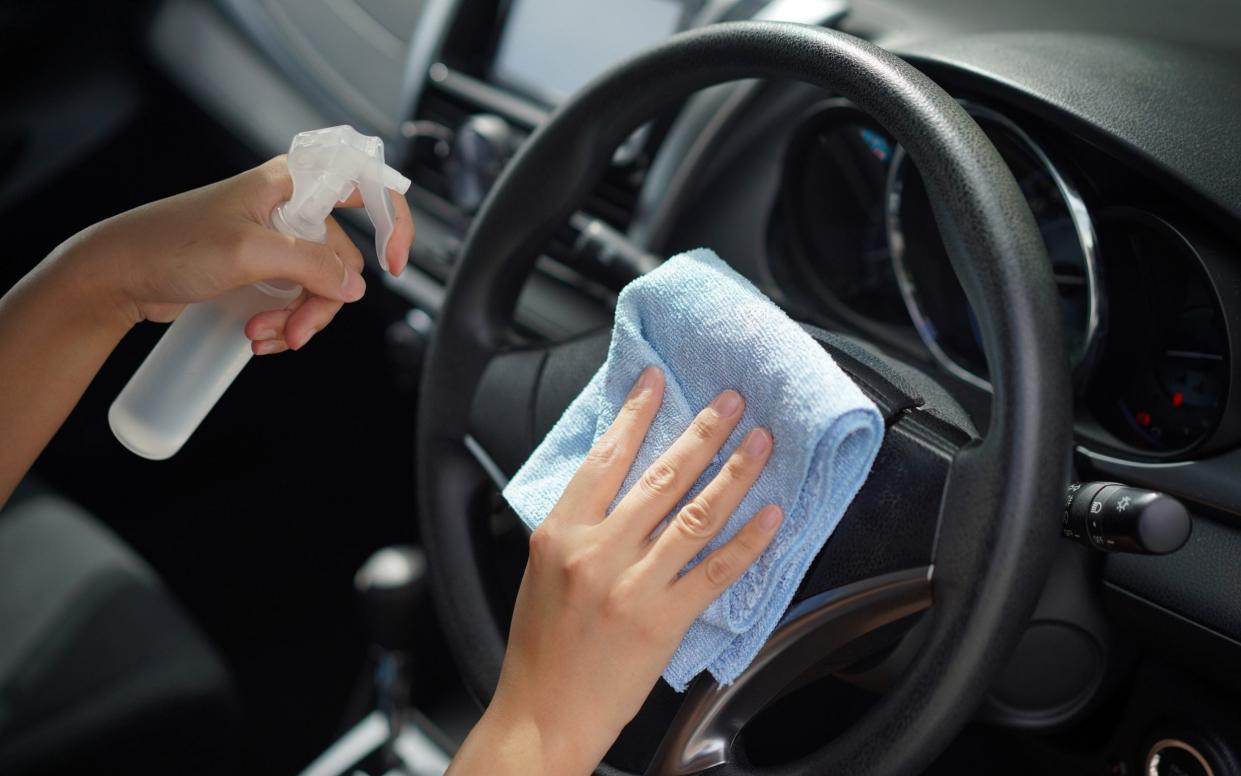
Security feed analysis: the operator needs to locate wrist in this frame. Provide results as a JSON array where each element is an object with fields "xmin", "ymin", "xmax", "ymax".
[
  {"xmin": 45, "ymin": 224, "xmax": 142, "ymax": 335},
  {"xmin": 452, "ymin": 695, "xmax": 600, "ymax": 776}
]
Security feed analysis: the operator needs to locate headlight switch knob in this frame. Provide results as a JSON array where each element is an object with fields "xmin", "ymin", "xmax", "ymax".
[{"xmin": 1062, "ymin": 481, "xmax": 1191, "ymax": 555}]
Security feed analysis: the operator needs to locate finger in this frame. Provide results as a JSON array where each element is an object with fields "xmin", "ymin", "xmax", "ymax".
[
  {"xmin": 644, "ymin": 427, "xmax": 773, "ymax": 579},
  {"xmin": 324, "ymin": 215, "xmax": 365, "ymax": 273},
  {"xmin": 556, "ymin": 367, "xmax": 664, "ymax": 522},
  {"xmin": 234, "ymin": 225, "xmax": 366, "ymax": 302},
  {"xmin": 246, "ymin": 308, "xmax": 291, "ymax": 341},
  {"xmin": 673, "ymin": 505, "xmax": 783, "ymax": 616},
  {"xmin": 283, "ymin": 295, "xmax": 345, "ymax": 350},
  {"xmin": 247, "ymin": 156, "xmax": 292, "ymax": 218},
  {"xmin": 260, "ymin": 217, "xmax": 358, "ymax": 348},
  {"xmin": 384, "ymin": 190, "xmax": 415, "ymax": 275},
  {"xmin": 253, "ymin": 338, "xmax": 290, "ymax": 356},
  {"xmin": 609, "ymin": 389, "xmax": 746, "ymax": 542},
  {"xmin": 336, "ymin": 189, "xmax": 415, "ymax": 275},
  {"xmin": 245, "ymin": 294, "xmax": 343, "ymax": 350},
  {"xmin": 245, "ymin": 295, "xmax": 305, "ymax": 341}
]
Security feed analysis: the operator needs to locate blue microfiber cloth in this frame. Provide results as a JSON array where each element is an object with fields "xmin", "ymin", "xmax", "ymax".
[{"xmin": 502, "ymin": 248, "xmax": 884, "ymax": 690}]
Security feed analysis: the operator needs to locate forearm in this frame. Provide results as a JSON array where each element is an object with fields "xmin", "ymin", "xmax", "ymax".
[
  {"xmin": 0, "ymin": 241, "xmax": 133, "ymax": 505},
  {"xmin": 447, "ymin": 700, "xmax": 602, "ymax": 776}
]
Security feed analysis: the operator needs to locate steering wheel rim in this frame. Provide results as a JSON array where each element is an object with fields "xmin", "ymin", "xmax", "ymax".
[{"xmin": 417, "ymin": 21, "xmax": 1072, "ymax": 775}]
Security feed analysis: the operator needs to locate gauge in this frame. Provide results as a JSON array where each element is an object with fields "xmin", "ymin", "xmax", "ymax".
[
  {"xmin": 1087, "ymin": 209, "xmax": 1229, "ymax": 454},
  {"xmin": 770, "ymin": 100, "xmax": 908, "ymax": 327},
  {"xmin": 886, "ymin": 103, "xmax": 1101, "ymax": 389}
]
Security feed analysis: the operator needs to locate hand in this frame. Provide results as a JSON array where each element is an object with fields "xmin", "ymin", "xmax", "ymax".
[
  {"xmin": 58, "ymin": 155, "xmax": 415, "ymax": 352},
  {"xmin": 450, "ymin": 368, "xmax": 783, "ymax": 775}
]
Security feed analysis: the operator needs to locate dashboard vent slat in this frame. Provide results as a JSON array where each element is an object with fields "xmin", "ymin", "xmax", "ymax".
[{"xmin": 408, "ymin": 81, "xmax": 646, "ymax": 249}]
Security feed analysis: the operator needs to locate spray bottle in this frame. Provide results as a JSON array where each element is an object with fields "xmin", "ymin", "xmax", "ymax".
[{"xmin": 109, "ymin": 126, "xmax": 412, "ymax": 460}]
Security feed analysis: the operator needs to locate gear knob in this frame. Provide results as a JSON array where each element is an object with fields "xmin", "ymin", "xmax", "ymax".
[{"xmin": 354, "ymin": 545, "xmax": 428, "ymax": 653}]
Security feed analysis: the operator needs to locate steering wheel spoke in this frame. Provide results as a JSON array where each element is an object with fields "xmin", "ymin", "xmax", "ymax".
[{"xmin": 466, "ymin": 330, "xmax": 612, "ymax": 483}]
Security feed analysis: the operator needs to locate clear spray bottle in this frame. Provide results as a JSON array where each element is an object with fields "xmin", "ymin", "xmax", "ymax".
[{"xmin": 109, "ymin": 126, "xmax": 412, "ymax": 460}]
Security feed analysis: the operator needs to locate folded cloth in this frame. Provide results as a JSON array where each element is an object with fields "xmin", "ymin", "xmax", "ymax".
[{"xmin": 502, "ymin": 248, "xmax": 884, "ymax": 690}]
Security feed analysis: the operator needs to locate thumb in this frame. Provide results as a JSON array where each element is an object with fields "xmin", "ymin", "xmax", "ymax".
[{"xmin": 236, "ymin": 226, "xmax": 366, "ymax": 302}]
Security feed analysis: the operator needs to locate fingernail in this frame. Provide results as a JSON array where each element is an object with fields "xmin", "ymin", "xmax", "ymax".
[
  {"xmin": 743, "ymin": 427, "xmax": 771, "ymax": 456},
  {"xmin": 342, "ymin": 270, "xmax": 365, "ymax": 301},
  {"xmin": 634, "ymin": 367, "xmax": 661, "ymax": 395},
  {"xmin": 253, "ymin": 327, "xmax": 278, "ymax": 341},
  {"xmin": 711, "ymin": 390, "xmax": 743, "ymax": 418},
  {"xmin": 254, "ymin": 340, "xmax": 282, "ymax": 355},
  {"xmin": 757, "ymin": 506, "xmax": 783, "ymax": 531}
]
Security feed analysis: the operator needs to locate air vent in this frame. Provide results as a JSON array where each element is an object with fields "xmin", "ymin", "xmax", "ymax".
[
  {"xmin": 585, "ymin": 163, "xmax": 643, "ymax": 232},
  {"xmin": 405, "ymin": 83, "xmax": 474, "ymax": 202},
  {"xmin": 416, "ymin": 82, "xmax": 472, "ymax": 130},
  {"xmin": 406, "ymin": 75, "xmax": 650, "ymax": 286},
  {"xmin": 411, "ymin": 83, "xmax": 643, "ymax": 229}
]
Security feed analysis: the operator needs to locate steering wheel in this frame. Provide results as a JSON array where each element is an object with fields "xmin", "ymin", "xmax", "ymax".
[{"xmin": 417, "ymin": 21, "xmax": 1071, "ymax": 776}]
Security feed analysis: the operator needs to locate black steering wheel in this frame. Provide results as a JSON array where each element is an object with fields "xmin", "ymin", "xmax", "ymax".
[{"xmin": 417, "ymin": 21, "xmax": 1072, "ymax": 776}]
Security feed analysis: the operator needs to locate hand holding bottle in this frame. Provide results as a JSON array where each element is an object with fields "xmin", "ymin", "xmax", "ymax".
[
  {"xmin": 0, "ymin": 145, "xmax": 412, "ymax": 497},
  {"xmin": 100, "ymin": 128, "xmax": 413, "ymax": 460},
  {"xmin": 67, "ymin": 154, "xmax": 415, "ymax": 352}
]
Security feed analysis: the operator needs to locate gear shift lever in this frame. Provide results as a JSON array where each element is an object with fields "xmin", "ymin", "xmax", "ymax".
[{"xmin": 355, "ymin": 546, "xmax": 428, "ymax": 764}]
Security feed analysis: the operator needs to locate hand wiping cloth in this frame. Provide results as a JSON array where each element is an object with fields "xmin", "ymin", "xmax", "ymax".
[{"xmin": 502, "ymin": 248, "xmax": 884, "ymax": 690}]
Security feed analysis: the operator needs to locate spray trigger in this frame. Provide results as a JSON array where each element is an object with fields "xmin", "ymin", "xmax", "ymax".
[
  {"xmin": 273, "ymin": 126, "xmax": 412, "ymax": 275},
  {"xmin": 359, "ymin": 147, "xmax": 398, "ymax": 272}
]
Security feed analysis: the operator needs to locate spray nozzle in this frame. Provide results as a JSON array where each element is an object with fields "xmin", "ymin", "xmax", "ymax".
[{"xmin": 272, "ymin": 126, "xmax": 413, "ymax": 273}]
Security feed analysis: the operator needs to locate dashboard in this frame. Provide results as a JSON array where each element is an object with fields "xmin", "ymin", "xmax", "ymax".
[
  {"xmin": 196, "ymin": 0, "xmax": 1241, "ymax": 462},
  {"xmin": 145, "ymin": 0, "xmax": 1241, "ymax": 767}
]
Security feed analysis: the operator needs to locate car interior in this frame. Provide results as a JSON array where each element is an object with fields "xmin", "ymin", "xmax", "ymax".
[{"xmin": 2, "ymin": 0, "xmax": 1240, "ymax": 774}]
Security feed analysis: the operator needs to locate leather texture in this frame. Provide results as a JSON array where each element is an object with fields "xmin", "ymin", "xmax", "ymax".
[
  {"xmin": 1107, "ymin": 514, "xmax": 1241, "ymax": 644},
  {"xmin": 417, "ymin": 21, "xmax": 1072, "ymax": 775}
]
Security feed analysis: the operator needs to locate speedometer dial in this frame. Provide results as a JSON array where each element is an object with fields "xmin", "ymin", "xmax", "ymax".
[
  {"xmin": 1086, "ymin": 209, "xmax": 1229, "ymax": 455},
  {"xmin": 886, "ymin": 103, "xmax": 1101, "ymax": 388}
]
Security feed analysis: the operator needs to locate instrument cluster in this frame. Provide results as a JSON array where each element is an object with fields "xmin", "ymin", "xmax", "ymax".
[{"xmin": 769, "ymin": 98, "xmax": 1236, "ymax": 460}]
